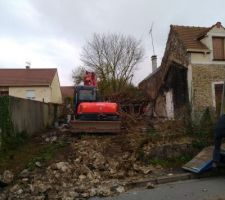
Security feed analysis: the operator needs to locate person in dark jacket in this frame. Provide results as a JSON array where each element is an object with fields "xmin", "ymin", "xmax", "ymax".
[{"xmin": 213, "ymin": 114, "xmax": 225, "ymax": 165}]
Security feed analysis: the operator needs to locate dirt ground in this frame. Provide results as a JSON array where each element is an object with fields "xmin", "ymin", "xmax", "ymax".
[{"xmin": 0, "ymin": 118, "xmax": 198, "ymax": 199}]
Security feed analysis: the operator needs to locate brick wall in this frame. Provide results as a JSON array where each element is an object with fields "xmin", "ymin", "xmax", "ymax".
[{"xmin": 192, "ymin": 64, "xmax": 225, "ymax": 119}]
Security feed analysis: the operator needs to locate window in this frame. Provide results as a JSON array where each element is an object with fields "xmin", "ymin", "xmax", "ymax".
[
  {"xmin": 26, "ymin": 90, "xmax": 35, "ymax": 100},
  {"xmin": 0, "ymin": 91, "xmax": 9, "ymax": 96},
  {"xmin": 0, "ymin": 87, "xmax": 9, "ymax": 96},
  {"xmin": 213, "ymin": 37, "xmax": 225, "ymax": 60},
  {"xmin": 79, "ymin": 89, "xmax": 96, "ymax": 101}
]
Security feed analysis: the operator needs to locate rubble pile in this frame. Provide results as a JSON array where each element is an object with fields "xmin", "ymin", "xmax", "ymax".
[
  {"xmin": 0, "ymin": 133, "xmax": 161, "ymax": 199},
  {"xmin": 152, "ymin": 119, "xmax": 187, "ymax": 136},
  {"xmin": 120, "ymin": 112, "xmax": 139, "ymax": 130},
  {"xmin": 0, "ymin": 119, "xmax": 194, "ymax": 199}
]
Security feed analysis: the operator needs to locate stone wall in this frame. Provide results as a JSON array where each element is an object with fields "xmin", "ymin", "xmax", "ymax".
[
  {"xmin": 154, "ymin": 93, "xmax": 167, "ymax": 117},
  {"xmin": 192, "ymin": 64, "xmax": 225, "ymax": 119}
]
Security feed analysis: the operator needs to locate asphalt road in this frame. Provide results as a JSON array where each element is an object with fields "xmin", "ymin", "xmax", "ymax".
[{"xmin": 91, "ymin": 176, "xmax": 225, "ymax": 200}]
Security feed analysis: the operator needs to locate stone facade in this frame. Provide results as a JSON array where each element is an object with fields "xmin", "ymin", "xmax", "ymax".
[
  {"xmin": 191, "ymin": 64, "xmax": 225, "ymax": 118},
  {"xmin": 154, "ymin": 93, "xmax": 167, "ymax": 117}
]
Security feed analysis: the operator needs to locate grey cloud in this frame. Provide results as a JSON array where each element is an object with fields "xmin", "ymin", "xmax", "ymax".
[{"xmin": 0, "ymin": 0, "xmax": 224, "ymax": 85}]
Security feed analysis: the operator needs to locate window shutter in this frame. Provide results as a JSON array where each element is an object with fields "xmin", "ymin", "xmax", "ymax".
[{"xmin": 213, "ymin": 37, "xmax": 225, "ymax": 60}]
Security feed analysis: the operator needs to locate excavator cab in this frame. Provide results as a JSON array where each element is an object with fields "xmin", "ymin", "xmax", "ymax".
[{"xmin": 74, "ymin": 86, "xmax": 97, "ymax": 109}]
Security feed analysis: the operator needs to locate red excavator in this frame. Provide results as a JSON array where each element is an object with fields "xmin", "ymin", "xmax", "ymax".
[{"xmin": 70, "ymin": 71, "xmax": 121, "ymax": 133}]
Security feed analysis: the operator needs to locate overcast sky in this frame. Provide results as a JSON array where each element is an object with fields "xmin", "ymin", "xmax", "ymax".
[{"xmin": 0, "ymin": 0, "xmax": 224, "ymax": 86}]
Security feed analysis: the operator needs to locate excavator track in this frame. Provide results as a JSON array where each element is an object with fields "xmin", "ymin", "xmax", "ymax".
[{"xmin": 70, "ymin": 120, "xmax": 121, "ymax": 133}]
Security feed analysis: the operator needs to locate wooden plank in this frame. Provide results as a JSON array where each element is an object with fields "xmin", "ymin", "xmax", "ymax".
[
  {"xmin": 182, "ymin": 146, "xmax": 214, "ymax": 173},
  {"xmin": 183, "ymin": 144, "xmax": 225, "ymax": 173}
]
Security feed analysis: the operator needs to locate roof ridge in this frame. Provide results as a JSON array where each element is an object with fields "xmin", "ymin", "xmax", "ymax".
[{"xmin": 171, "ymin": 24, "xmax": 209, "ymax": 29}]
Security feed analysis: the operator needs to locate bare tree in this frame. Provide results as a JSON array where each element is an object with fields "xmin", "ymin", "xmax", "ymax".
[
  {"xmin": 80, "ymin": 33, "xmax": 144, "ymax": 93},
  {"xmin": 72, "ymin": 66, "xmax": 86, "ymax": 85}
]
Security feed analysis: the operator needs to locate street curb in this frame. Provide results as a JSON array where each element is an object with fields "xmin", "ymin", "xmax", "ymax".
[
  {"xmin": 156, "ymin": 173, "xmax": 193, "ymax": 184},
  {"xmin": 123, "ymin": 171, "xmax": 221, "ymax": 190}
]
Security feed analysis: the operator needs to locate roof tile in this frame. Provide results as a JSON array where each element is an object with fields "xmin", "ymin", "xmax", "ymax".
[
  {"xmin": 0, "ymin": 68, "xmax": 57, "ymax": 86},
  {"xmin": 171, "ymin": 25, "xmax": 209, "ymax": 50}
]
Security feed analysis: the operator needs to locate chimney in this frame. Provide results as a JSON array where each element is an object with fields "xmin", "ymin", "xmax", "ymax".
[
  {"xmin": 216, "ymin": 22, "xmax": 222, "ymax": 28},
  {"xmin": 151, "ymin": 55, "xmax": 157, "ymax": 72},
  {"xmin": 25, "ymin": 61, "xmax": 31, "ymax": 69}
]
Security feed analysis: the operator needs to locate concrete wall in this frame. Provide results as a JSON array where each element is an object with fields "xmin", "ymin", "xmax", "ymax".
[
  {"xmin": 191, "ymin": 64, "xmax": 225, "ymax": 119},
  {"xmin": 9, "ymin": 86, "xmax": 51, "ymax": 103},
  {"xmin": 50, "ymin": 73, "xmax": 63, "ymax": 104},
  {"xmin": 9, "ymin": 96, "xmax": 61, "ymax": 135}
]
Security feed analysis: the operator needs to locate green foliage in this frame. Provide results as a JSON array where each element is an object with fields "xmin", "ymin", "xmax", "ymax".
[
  {"xmin": 27, "ymin": 141, "xmax": 66, "ymax": 170},
  {"xmin": 186, "ymin": 107, "xmax": 214, "ymax": 147},
  {"xmin": 136, "ymin": 128, "xmax": 159, "ymax": 162},
  {"xmin": 137, "ymin": 152, "xmax": 192, "ymax": 168},
  {"xmin": 136, "ymin": 148, "xmax": 145, "ymax": 162},
  {"xmin": 0, "ymin": 131, "xmax": 29, "ymax": 169},
  {"xmin": 0, "ymin": 96, "xmax": 31, "ymax": 154},
  {"xmin": 1, "ymin": 131, "xmax": 29, "ymax": 151},
  {"xmin": 99, "ymin": 81, "xmax": 146, "ymax": 103},
  {"xmin": 0, "ymin": 96, "xmax": 13, "ymax": 134},
  {"xmin": 192, "ymin": 140, "xmax": 208, "ymax": 150},
  {"xmin": 149, "ymin": 155, "xmax": 192, "ymax": 168},
  {"xmin": 0, "ymin": 96, "xmax": 15, "ymax": 149},
  {"xmin": 146, "ymin": 128, "xmax": 159, "ymax": 140},
  {"xmin": 137, "ymin": 128, "xmax": 158, "ymax": 148},
  {"xmin": 199, "ymin": 107, "xmax": 214, "ymax": 132},
  {"xmin": 149, "ymin": 158, "xmax": 169, "ymax": 167}
]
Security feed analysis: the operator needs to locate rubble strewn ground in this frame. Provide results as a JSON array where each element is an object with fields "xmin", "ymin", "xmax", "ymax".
[{"xmin": 0, "ymin": 116, "xmax": 204, "ymax": 199}]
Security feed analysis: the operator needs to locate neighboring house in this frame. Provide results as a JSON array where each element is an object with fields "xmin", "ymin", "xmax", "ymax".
[
  {"xmin": 0, "ymin": 68, "xmax": 62, "ymax": 104},
  {"xmin": 139, "ymin": 22, "xmax": 225, "ymax": 120},
  {"xmin": 60, "ymin": 86, "xmax": 74, "ymax": 104}
]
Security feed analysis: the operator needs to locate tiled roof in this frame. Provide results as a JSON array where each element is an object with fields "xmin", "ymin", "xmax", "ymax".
[
  {"xmin": 171, "ymin": 25, "xmax": 209, "ymax": 50},
  {"xmin": 171, "ymin": 25, "xmax": 212, "ymax": 50},
  {"xmin": 0, "ymin": 68, "xmax": 57, "ymax": 86},
  {"xmin": 170, "ymin": 22, "xmax": 224, "ymax": 50}
]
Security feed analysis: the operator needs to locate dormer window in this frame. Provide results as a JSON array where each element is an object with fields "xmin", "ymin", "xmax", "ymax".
[{"xmin": 213, "ymin": 37, "xmax": 225, "ymax": 60}]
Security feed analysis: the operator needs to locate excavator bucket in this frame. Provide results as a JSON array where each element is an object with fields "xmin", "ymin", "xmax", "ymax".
[{"xmin": 70, "ymin": 120, "xmax": 121, "ymax": 133}]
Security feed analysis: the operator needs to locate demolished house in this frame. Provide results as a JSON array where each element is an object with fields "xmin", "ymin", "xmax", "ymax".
[{"xmin": 139, "ymin": 22, "xmax": 225, "ymax": 120}]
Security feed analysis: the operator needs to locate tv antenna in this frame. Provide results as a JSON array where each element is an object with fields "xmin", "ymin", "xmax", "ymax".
[
  {"xmin": 149, "ymin": 23, "xmax": 155, "ymax": 55},
  {"xmin": 25, "ymin": 61, "xmax": 31, "ymax": 69}
]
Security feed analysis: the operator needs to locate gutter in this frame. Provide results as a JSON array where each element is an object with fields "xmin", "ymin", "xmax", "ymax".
[{"xmin": 186, "ymin": 49, "xmax": 210, "ymax": 54}]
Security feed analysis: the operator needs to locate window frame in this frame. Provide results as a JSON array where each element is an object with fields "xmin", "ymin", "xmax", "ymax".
[
  {"xmin": 212, "ymin": 36, "xmax": 225, "ymax": 61},
  {"xmin": 26, "ymin": 90, "xmax": 36, "ymax": 100}
]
